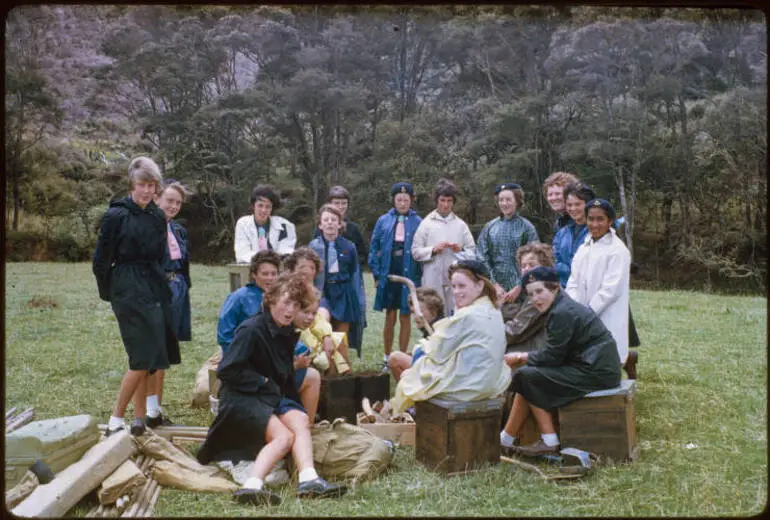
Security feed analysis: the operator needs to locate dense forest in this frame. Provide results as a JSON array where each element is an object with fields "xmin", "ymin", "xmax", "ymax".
[{"xmin": 4, "ymin": 5, "xmax": 766, "ymax": 293}]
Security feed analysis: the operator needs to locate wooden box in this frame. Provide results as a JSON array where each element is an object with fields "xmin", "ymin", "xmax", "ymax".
[
  {"xmin": 317, "ymin": 374, "xmax": 358, "ymax": 424},
  {"xmin": 415, "ymin": 397, "xmax": 503, "ymax": 476},
  {"xmin": 356, "ymin": 421, "xmax": 415, "ymax": 447},
  {"xmin": 557, "ymin": 379, "xmax": 637, "ymax": 462},
  {"xmin": 355, "ymin": 371, "xmax": 390, "ymax": 406},
  {"xmin": 227, "ymin": 263, "xmax": 250, "ymax": 293}
]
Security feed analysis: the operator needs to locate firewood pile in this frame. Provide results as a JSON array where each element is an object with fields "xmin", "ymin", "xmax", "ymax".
[
  {"xmin": 5, "ymin": 418, "xmax": 231, "ymax": 518},
  {"xmin": 356, "ymin": 398, "xmax": 415, "ymax": 424},
  {"xmin": 6, "ymin": 407, "xmax": 36, "ymax": 434}
]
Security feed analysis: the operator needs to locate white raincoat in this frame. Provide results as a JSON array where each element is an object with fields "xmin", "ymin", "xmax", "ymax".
[
  {"xmin": 392, "ymin": 296, "xmax": 511, "ymax": 413},
  {"xmin": 411, "ymin": 210, "xmax": 476, "ymax": 315},
  {"xmin": 566, "ymin": 229, "xmax": 630, "ymax": 363},
  {"xmin": 234, "ymin": 214, "xmax": 297, "ymax": 262}
]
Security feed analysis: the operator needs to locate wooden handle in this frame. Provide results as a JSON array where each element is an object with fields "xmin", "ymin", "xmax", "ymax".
[{"xmin": 386, "ymin": 275, "xmax": 434, "ymax": 335}]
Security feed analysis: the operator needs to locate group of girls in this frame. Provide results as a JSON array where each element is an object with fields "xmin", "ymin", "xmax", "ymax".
[{"xmin": 93, "ymin": 155, "xmax": 638, "ymax": 506}]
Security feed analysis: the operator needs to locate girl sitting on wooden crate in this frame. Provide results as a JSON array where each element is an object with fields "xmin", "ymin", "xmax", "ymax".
[
  {"xmin": 388, "ymin": 287, "xmax": 445, "ymax": 381},
  {"xmin": 391, "ymin": 259, "xmax": 511, "ymax": 413},
  {"xmin": 285, "ymin": 247, "xmax": 352, "ymax": 377},
  {"xmin": 501, "ymin": 266, "xmax": 621, "ymax": 456}
]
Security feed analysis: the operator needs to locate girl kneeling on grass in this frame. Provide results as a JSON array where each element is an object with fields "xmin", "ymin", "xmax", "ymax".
[
  {"xmin": 501, "ymin": 266, "xmax": 620, "ymax": 456},
  {"xmin": 197, "ymin": 272, "xmax": 347, "ymax": 505}
]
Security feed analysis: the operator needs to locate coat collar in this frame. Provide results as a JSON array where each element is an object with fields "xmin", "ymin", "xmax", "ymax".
[
  {"xmin": 262, "ymin": 307, "xmax": 295, "ymax": 338},
  {"xmin": 427, "ymin": 209, "xmax": 456, "ymax": 222},
  {"xmin": 584, "ymin": 228, "xmax": 616, "ymax": 245},
  {"xmin": 388, "ymin": 208, "xmax": 415, "ymax": 218}
]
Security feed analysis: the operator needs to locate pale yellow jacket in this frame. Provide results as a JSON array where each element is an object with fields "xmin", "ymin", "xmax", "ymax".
[{"xmin": 392, "ymin": 296, "xmax": 511, "ymax": 413}]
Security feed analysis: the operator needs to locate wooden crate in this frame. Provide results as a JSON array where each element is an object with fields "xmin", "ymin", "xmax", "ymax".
[
  {"xmin": 355, "ymin": 371, "xmax": 390, "ymax": 407},
  {"xmin": 317, "ymin": 374, "xmax": 358, "ymax": 424},
  {"xmin": 415, "ymin": 397, "xmax": 503, "ymax": 476},
  {"xmin": 356, "ymin": 421, "xmax": 415, "ymax": 447},
  {"xmin": 557, "ymin": 379, "xmax": 637, "ymax": 462},
  {"xmin": 227, "ymin": 263, "xmax": 250, "ymax": 293}
]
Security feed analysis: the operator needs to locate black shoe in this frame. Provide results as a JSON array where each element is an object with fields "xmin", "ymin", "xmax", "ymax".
[
  {"xmin": 515, "ymin": 440, "xmax": 560, "ymax": 457},
  {"xmin": 297, "ymin": 477, "xmax": 347, "ymax": 499},
  {"xmin": 146, "ymin": 414, "xmax": 174, "ymax": 428},
  {"xmin": 104, "ymin": 425, "xmax": 125, "ymax": 437},
  {"xmin": 233, "ymin": 488, "xmax": 281, "ymax": 506},
  {"xmin": 130, "ymin": 418, "xmax": 147, "ymax": 437}
]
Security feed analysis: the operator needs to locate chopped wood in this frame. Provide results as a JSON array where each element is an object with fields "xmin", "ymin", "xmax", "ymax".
[
  {"xmin": 98, "ymin": 459, "xmax": 147, "ymax": 505},
  {"xmin": 121, "ymin": 478, "xmax": 153, "ymax": 518},
  {"xmin": 170, "ymin": 436, "xmax": 205, "ymax": 445},
  {"xmin": 148, "ymin": 425, "xmax": 209, "ymax": 439},
  {"xmin": 12, "ymin": 429, "xmax": 137, "ymax": 518},
  {"xmin": 138, "ymin": 483, "xmax": 162, "ymax": 518},
  {"xmin": 500, "ymin": 455, "xmax": 583, "ymax": 481},
  {"xmin": 6, "ymin": 406, "xmax": 18, "ymax": 419},
  {"xmin": 5, "ymin": 471, "xmax": 40, "ymax": 509},
  {"xmin": 85, "ymin": 503, "xmax": 104, "ymax": 517},
  {"xmin": 6, "ymin": 408, "xmax": 36, "ymax": 433},
  {"xmin": 139, "ymin": 457, "xmax": 154, "ymax": 474}
]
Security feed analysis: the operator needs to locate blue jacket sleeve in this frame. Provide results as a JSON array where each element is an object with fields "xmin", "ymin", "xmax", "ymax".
[
  {"xmin": 217, "ymin": 293, "xmax": 243, "ymax": 352},
  {"xmin": 553, "ymin": 228, "xmax": 571, "ymax": 287}
]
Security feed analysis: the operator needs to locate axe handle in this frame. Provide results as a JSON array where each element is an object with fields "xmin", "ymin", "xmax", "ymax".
[{"xmin": 387, "ymin": 275, "xmax": 434, "ymax": 335}]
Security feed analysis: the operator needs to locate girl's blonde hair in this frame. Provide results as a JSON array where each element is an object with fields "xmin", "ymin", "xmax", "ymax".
[{"xmin": 128, "ymin": 156, "xmax": 162, "ymax": 190}]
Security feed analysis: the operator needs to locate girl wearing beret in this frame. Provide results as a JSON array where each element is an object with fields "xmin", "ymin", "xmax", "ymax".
[
  {"xmin": 501, "ymin": 267, "xmax": 621, "ymax": 456},
  {"xmin": 392, "ymin": 259, "xmax": 511, "ymax": 413},
  {"xmin": 368, "ymin": 182, "xmax": 423, "ymax": 372},
  {"xmin": 566, "ymin": 199, "xmax": 631, "ymax": 366},
  {"xmin": 477, "ymin": 183, "xmax": 539, "ymax": 303}
]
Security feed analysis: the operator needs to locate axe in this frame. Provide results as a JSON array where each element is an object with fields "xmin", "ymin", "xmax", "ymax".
[{"xmin": 387, "ymin": 275, "xmax": 434, "ymax": 336}]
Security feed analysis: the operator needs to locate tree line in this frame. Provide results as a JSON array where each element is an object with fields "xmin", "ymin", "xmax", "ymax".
[{"xmin": 4, "ymin": 5, "xmax": 766, "ymax": 293}]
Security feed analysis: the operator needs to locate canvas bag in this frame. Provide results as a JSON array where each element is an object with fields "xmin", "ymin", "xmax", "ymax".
[{"xmin": 309, "ymin": 419, "xmax": 393, "ymax": 484}]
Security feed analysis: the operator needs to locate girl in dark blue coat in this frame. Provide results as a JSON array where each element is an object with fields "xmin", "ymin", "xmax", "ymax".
[
  {"xmin": 93, "ymin": 157, "xmax": 178, "ymax": 437},
  {"xmin": 308, "ymin": 204, "xmax": 361, "ymax": 335},
  {"xmin": 368, "ymin": 182, "xmax": 422, "ymax": 371}
]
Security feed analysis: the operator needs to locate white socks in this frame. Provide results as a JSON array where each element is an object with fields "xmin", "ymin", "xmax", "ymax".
[
  {"xmin": 146, "ymin": 395, "xmax": 161, "ymax": 418},
  {"xmin": 108, "ymin": 416, "xmax": 125, "ymax": 430},
  {"xmin": 298, "ymin": 468, "xmax": 319, "ymax": 483},
  {"xmin": 242, "ymin": 476, "xmax": 263, "ymax": 490},
  {"xmin": 500, "ymin": 430, "xmax": 517, "ymax": 448},
  {"xmin": 541, "ymin": 433, "xmax": 560, "ymax": 447}
]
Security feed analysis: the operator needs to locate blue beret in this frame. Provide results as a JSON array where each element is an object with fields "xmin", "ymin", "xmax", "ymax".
[
  {"xmin": 522, "ymin": 266, "xmax": 560, "ymax": 287},
  {"xmin": 391, "ymin": 182, "xmax": 414, "ymax": 196},
  {"xmin": 495, "ymin": 182, "xmax": 521, "ymax": 194},
  {"xmin": 452, "ymin": 258, "xmax": 491, "ymax": 280},
  {"xmin": 585, "ymin": 198, "xmax": 616, "ymax": 219}
]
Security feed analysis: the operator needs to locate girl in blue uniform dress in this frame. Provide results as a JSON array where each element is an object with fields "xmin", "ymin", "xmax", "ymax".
[
  {"xmin": 368, "ymin": 182, "xmax": 422, "ymax": 371},
  {"xmin": 308, "ymin": 204, "xmax": 361, "ymax": 335}
]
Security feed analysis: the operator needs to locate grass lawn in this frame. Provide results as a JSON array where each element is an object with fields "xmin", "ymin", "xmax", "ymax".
[{"xmin": 4, "ymin": 262, "xmax": 767, "ymax": 516}]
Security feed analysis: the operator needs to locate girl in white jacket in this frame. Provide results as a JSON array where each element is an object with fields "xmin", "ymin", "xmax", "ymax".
[{"xmin": 566, "ymin": 199, "xmax": 630, "ymax": 365}]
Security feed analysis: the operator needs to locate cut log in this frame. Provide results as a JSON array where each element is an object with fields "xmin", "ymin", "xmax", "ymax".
[
  {"xmin": 6, "ymin": 406, "xmax": 18, "ymax": 419},
  {"xmin": 150, "ymin": 460, "xmax": 238, "ymax": 493},
  {"xmin": 146, "ymin": 425, "xmax": 209, "ymax": 439},
  {"xmin": 12, "ymin": 430, "xmax": 137, "ymax": 518},
  {"xmin": 170, "ymin": 436, "xmax": 205, "ymax": 445},
  {"xmin": 98, "ymin": 459, "xmax": 147, "ymax": 505},
  {"xmin": 121, "ymin": 477, "xmax": 153, "ymax": 518}
]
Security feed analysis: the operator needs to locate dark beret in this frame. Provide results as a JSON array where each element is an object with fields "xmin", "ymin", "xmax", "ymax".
[
  {"xmin": 495, "ymin": 182, "xmax": 521, "ymax": 194},
  {"xmin": 585, "ymin": 198, "xmax": 616, "ymax": 219},
  {"xmin": 391, "ymin": 182, "xmax": 414, "ymax": 196},
  {"xmin": 522, "ymin": 266, "xmax": 560, "ymax": 286},
  {"xmin": 452, "ymin": 258, "xmax": 491, "ymax": 280}
]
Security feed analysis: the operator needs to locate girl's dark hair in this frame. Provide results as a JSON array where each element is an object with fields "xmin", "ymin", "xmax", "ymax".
[
  {"xmin": 563, "ymin": 182, "xmax": 596, "ymax": 202},
  {"xmin": 250, "ymin": 184, "xmax": 282, "ymax": 209},
  {"xmin": 433, "ymin": 178, "xmax": 458, "ymax": 203},
  {"xmin": 284, "ymin": 246, "xmax": 321, "ymax": 274}
]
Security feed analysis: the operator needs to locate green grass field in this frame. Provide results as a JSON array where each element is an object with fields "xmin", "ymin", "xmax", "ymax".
[{"xmin": 4, "ymin": 262, "xmax": 767, "ymax": 516}]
